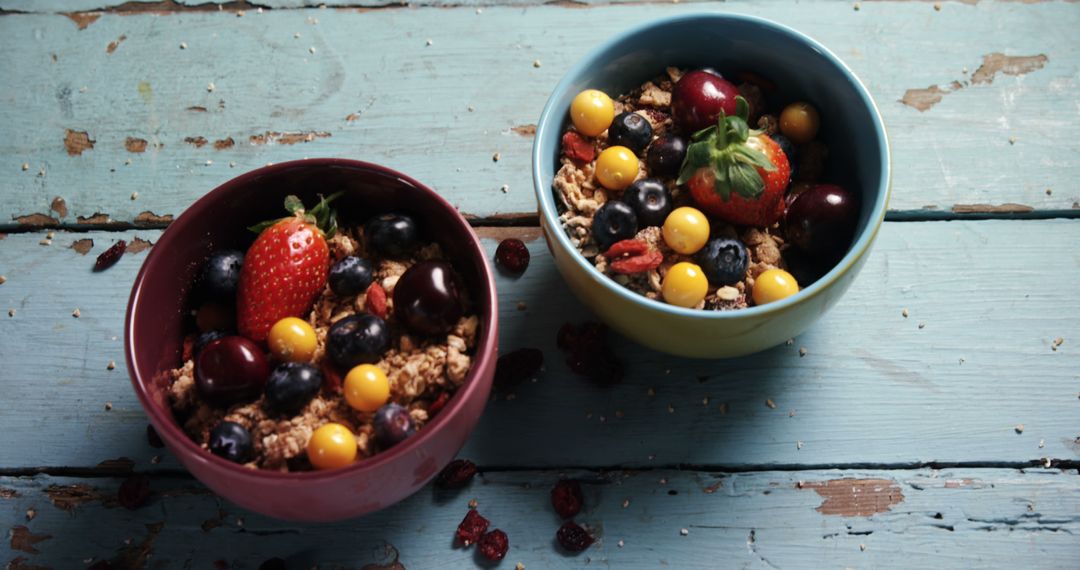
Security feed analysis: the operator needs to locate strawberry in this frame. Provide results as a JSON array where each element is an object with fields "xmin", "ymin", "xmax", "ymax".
[
  {"xmin": 236, "ymin": 193, "xmax": 340, "ymax": 342},
  {"xmin": 678, "ymin": 96, "xmax": 791, "ymax": 227}
]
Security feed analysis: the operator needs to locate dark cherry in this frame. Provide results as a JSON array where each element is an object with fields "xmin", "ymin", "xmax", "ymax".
[
  {"xmin": 195, "ymin": 336, "xmax": 270, "ymax": 406},
  {"xmin": 671, "ymin": 70, "xmax": 739, "ymax": 133},
  {"xmin": 393, "ymin": 260, "xmax": 464, "ymax": 336},
  {"xmin": 645, "ymin": 134, "xmax": 687, "ymax": 178},
  {"xmin": 785, "ymin": 183, "xmax": 860, "ymax": 257}
]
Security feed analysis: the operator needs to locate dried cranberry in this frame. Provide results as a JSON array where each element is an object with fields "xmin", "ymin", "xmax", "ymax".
[
  {"xmin": 456, "ymin": 509, "xmax": 490, "ymax": 546},
  {"xmin": 556, "ymin": 322, "xmax": 623, "ymax": 385},
  {"xmin": 477, "ymin": 529, "xmax": 509, "ymax": 561},
  {"xmin": 146, "ymin": 425, "xmax": 165, "ymax": 449},
  {"xmin": 427, "ymin": 391, "xmax": 450, "ymax": 417},
  {"xmin": 556, "ymin": 521, "xmax": 594, "ymax": 552},
  {"xmin": 495, "ymin": 238, "xmax": 530, "ymax": 275},
  {"xmin": 435, "ymin": 459, "xmax": 478, "ymax": 490},
  {"xmin": 493, "ymin": 348, "xmax": 544, "ymax": 391},
  {"xmin": 93, "ymin": 240, "xmax": 126, "ymax": 271},
  {"xmin": 118, "ymin": 474, "xmax": 150, "ymax": 510},
  {"xmin": 551, "ymin": 479, "xmax": 584, "ymax": 519}
]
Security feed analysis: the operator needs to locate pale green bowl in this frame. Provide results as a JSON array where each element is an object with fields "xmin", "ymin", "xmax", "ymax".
[{"xmin": 532, "ymin": 13, "xmax": 891, "ymax": 358}]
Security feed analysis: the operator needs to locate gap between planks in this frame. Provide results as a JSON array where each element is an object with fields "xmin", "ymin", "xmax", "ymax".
[{"xmin": 3, "ymin": 209, "xmax": 1080, "ymax": 234}]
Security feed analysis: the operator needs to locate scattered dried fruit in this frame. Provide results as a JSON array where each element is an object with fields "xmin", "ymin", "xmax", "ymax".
[
  {"xmin": 561, "ymin": 131, "xmax": 596, "ymax": 165},
  {"xmin": 494, "ymin": 347, "xmax": 544, "ymax": 390},
  {"xmin": 478, "ymin": 529, "xmax": 509, "ymax": 561},
  {"xmin": 557, "ymin": 321, "xmax": 623, "ymax": 385},
  {"xmin": 118, "ymin": 474, "xmax": 150, "ymax": 510},
  {"xmin": 427, "ymin": 391, "xmax": 450, "ymax": 417},
  {"xmin": 495, "ymin": 238, "xmax": 531, "ymax": 274},
  {"xmin": 364, "ymin": 281, "xmax": 388, "ymax": 319},
  {"xmin": 435, "ymin": 459, "xmax": 478, "ymax": 490},
  {"xmin": 551, "ymin": 479, "xmax": 584, "ymax": 519},
  {"xmin": 556, "ymin": 521, "xmax": 594, "ymax": 552},
  {"xmin": 456, "ymin": 509, "xmax": 490, "ymax": 546},
  {"xmin": 94, "ymin": 240, "xmax": 127, "ymax": 271}
]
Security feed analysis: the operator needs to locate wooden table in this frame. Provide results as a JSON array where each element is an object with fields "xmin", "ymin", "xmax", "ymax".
[{"xmin": 1, "ymin": 1, "xmax": 1078, "ymax": 568}]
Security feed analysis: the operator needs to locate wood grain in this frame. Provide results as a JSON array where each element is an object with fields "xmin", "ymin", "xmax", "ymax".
[
  {"xmin": 0, "ymin": 220, "xmax": 1077, "ymax": 472},
  {"xmin": 1, "ymin": 2, "xmax": 1079, "ymax": 229},
  {"xmin": 1, "ymin": 468, "xmax": 1077, "ymax": 568}
]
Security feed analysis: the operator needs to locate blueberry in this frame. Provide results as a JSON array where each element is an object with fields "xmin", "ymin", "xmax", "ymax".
[
  {"xmin": 208, "ymin": 421, "xmax": 254, "ymax": 463},
  {"xmin": 329, "ymin": 256, "xmax": 374, "ymax": 297},
  {"xmin": 769, "ymin": 133, "xmax": 798, "ymax": 178},
  {"xmin": 326, "ymin": 313, "xmax": 390, "ymax": 370},
  {"xmin": 365, "ymin": 213, "xmax": 420, "ymax": 258},
  {"xmin": 621, "ymin": 179, "xmax": 673, "ymax": 228},
  {"xmin": 265, "ymin": 362, "xmax": 323, "ymax": 415},
  {"xmin": 199, "ymin": 250, "xmax": 244, "ymax": 301},
  {"xmin": 695, "ymin": 238, "xmax": 749, "ymax": 286},
  {"xmin": 373, "ymin": 403, "xmax": 415, "ymax": 449},
  {"xmin": 591, "ymin": 201, "xmax": 638, "ymax": 252},
  {"xmin": 646, "ymin": 135, "xmax": 687, "ymax": 178},
  {"xmin": 607, "ymin": 112, "xmax": 653, "ymax": 154},
  {"xmin": 193, "ymin": 330, "xmax": 229, "ymax": 359}
]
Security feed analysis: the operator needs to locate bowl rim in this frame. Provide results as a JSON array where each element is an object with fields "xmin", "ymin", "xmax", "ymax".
[
  {"xmin": 125, "ymin": 157, "xmax": 499, "ymax": 482},
  {"xmin": 532, "ymin": 12, "xmax": 892, "ymax": 320}
]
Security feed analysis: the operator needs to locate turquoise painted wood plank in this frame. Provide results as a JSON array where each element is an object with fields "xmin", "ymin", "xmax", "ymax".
[
  {"xmin": 0, "ymin": 220, "xmax": 1077, "ymax": 471},
  {"xmin": 1, "ymin": 468, "xmax": 1077, "ymax": 568},
  {"xmin": 1, "ymin": 2, "xmax": 1079, "ymax": 229}
]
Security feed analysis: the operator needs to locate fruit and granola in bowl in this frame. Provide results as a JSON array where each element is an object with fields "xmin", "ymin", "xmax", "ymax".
[
  {"xmin": 169, "ymin": 195, "xmax": 479, "ymax": 472},
  {"xmin": 126, "ymin": 159, "xmax": 498, "ymax": 520},
  {"xmin": 554, "ymin": 67, "xmax": 859, "ymax": 311},
  {"xmin": 532, "ymin": 14, "xmax": 890, "ymax": 358}
]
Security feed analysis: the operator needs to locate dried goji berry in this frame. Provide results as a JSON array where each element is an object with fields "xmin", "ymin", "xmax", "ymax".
[
  {"xmin": 93, "ymin": 240, "xmax": 126, "ymax": 271},
  {"xmin": 118, "ymin": 474, "xmax": 150, "ymax": 510},
  {"xmin": 427, "ymin": 391, "xmax": 450, "ymax": 417},
  {"xmin": 493, "ymin": 348, "xmax": 544, "ymax": 391},
  {"xmin": 551, "ymin": 479, "xmax": 583, "ymax": 519},
  {"xmin": 364, "ymin": 282, "xmax": 388, "ymax": 319},
  {"xmin": 562, "ymin": 131, "xmax": 596, "ymax": 165},
  {"xmin": 456, "ymin": 509, "xmax": 490, "ymax": 546},
  {"xmin": 477, "ymin": 529, "xmax": 509, "ymax": 561},
  {"xmin": 603, "ymin": 239, "xmax": 649, "ymax": 258},
  {"xmin": 435, "ymin": 459, "xmax": 478, "ymax": 490},
  {"xmin": 610, "ymin": 250, "xmax": 663, "ymax": 274},
  {"xmin": 319, "ymin": 360, "xmax": 343, "ymax": 395},
  {"xmin": 556, "ymin": 521, "xmax": 594, "ymax": 552}
]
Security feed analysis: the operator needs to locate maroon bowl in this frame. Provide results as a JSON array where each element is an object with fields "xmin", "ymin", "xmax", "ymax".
[{"xmin": 125, "ymin": 159, "xmax": 499, "ymax": 522}]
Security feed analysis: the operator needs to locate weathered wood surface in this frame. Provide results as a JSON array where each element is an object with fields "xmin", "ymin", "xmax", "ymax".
[
  {"xmin": 2, "ymin": 468, "xmax": 1077, "ymax": 569},
  {"xmin": 1, "ymin": 221, "xmax": 1077, "ymax": 472},
  {"xmin": 2, "ymin": 1, "xmax": 1079, "ymax": 230}
]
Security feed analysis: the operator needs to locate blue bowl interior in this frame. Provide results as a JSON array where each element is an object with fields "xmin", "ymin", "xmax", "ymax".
[{"xmin": 534, "ymin": 14, "xmax": 890, "ymax": 317}]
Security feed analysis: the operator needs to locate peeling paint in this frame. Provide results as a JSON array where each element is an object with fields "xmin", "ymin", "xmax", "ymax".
[
  {"xmin": 64, "ymin": 129, "xmax": 95, "ymax": 156},
  {"xmin": 77, "ymin": 213, "xmax": 112, "ymax": 225},
  {"xmin": 346, "ymin": 113, "xmax": 361, "ymax": 122},
  {"xmin": 127, "ymin": 237, "xmax": 154, "ymax": 254},
  {"xmin": 801, "ymin": 478, "xmax": 904, "ymax": 517},
  {"xmin": 249, "ymin": 131, "xmax": 332, "ymax": 145},
  {"xmin": 9, "ymin": 526, "xmax": 52, "ymax": 555},
  {"xmin": 186, "ymin": 106, "xmax": 208, "ymax": 112},
  {"xmin": 96, "ymin": 457, "xmax": 135, "ymax": 473},
  {"xmin": 213, "ymin": 137, "xmax": 235, "ymax": 150},
  {"xmin": 135, "ymin": 211, "xmax": 174, "ymax": 224},
  {"xmin": 0, "ymin": 488, "xmax": 18, "ymax": 499},
  {"xmin": 475, "ymin": 226, "xmax": 542, "ymax": 242},
  {"xmin": 511, "ymin": 124, "xmax": 537, "ymax": 136},
  {"xmin": 14, "ymin": 214, "xmax": 59, "ymax": 227},
  {"xmin": 184, "ymin": 136, "xmax": 208, "ymax": 148},
  {"xmin": 111, "ymin": 522, "xmax": 164, "ymax": 569},
  {"xmin": 952, "ymin": 203, "xmax": 1034, "ymax": 214},
  {"xmin": 71, "ymin": 239, "xmax": 94, "ymax": 255},
  {"xmin": 125, "ymin": 137, "xmax": 148, "ymax": 153},
  {"xmin": 5, "ymin": 557, "xmax": 51, "ymax": 570},
  {"xmin": 901, "ymin": 53, "xmax": 1048, "ymax": 111},
  {"xmin": 200, "ymin": 509, "xmax": 228, "ymax": 532},
  {"xmin": 49, "ymin": 197, "xmax": 67, "ymax": 219},
  {"xmin": 106, "ymin": 35, "xmax": 127, "ymax": 54},
  {"xmin": 45, "ymin": 484, "xmax": 104, "ymax": 511},
  {"xmin": 63, "ymin": 12, "xmax": 101, "ymax": 30},
  {"xmin": 971, "ymin": 53, "xmax": 1048, "ymax": 85}
]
